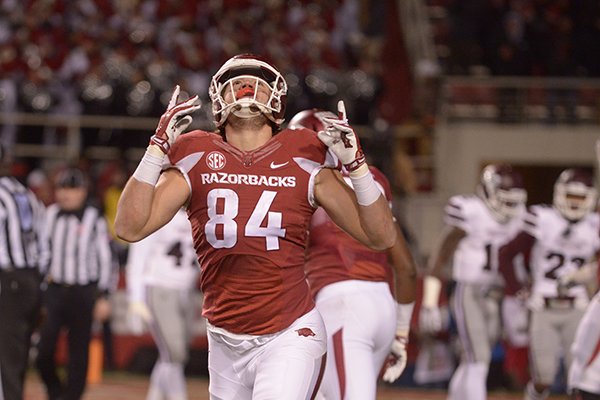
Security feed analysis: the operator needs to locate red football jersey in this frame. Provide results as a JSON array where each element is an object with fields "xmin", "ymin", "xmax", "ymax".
[
  {"xmin": 305, "ymin": 167, "xmax": 394, "ymax": 298},
  {"xmin": 167, "ymin": 128, "xmax": 338, "ymax": 335}
]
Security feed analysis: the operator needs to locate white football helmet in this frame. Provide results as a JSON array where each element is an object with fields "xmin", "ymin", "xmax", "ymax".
[
  {"xmin": 553, "ymin": 168, "xmax": 597, "ymax": 221},
  {"xmin": 209, "ymin": 54, "xmax": 287, "ymax": 128},
  {"xmin": 477, "ymin": 164, "xmax": 527, "ymax": 223}
]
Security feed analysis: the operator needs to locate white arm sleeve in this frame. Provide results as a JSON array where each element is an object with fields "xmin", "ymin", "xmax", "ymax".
[{"xmin": 422, "ymin": 276, "xmax": 442, "ymax": 308}]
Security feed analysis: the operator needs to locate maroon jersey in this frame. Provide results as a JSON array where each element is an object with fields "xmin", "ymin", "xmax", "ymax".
[
  {"xmin": 305, "ymin": 167, "xmax": 394, "ymax": 298},
  {"xmin": 167, "ymin": 128, "xmax": 338, "ymax": 335}
]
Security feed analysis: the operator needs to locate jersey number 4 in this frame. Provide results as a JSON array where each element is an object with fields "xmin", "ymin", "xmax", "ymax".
[{"xmin": 205, "ymin": 188, "xmax": 286, "ymax": 251}]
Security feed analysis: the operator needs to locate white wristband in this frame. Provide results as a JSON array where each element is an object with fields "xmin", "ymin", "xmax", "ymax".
[
  {"xmin": 349, "ymin": 165, "xmax": 381, "ymax": 206},
  {"xmin": 132, "ymin": 147, "xmax": 165, "ymax": 186},
  {"xmin": 396, "ymin": 301, "xmax": 415, "ymax": 333},
  {"xmin": 422, "ymin": 276, "xmax": 442, "ymax": 308}
]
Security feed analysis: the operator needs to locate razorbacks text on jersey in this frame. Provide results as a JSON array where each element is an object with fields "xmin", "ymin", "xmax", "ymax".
[
  {"xmin": 305, "ymin": 166, "xmax": 393, "ymax": 297},
  {"xmin": 166, "ymin": 128, "xmax": 338, "ymax": 335},
  {"xmin": 523, "ymin": 205, "xmax": 600, "ymax": 310},
  {"xmin": 445, "ymin": 195, "xmax": 524, "ymax": 285}
]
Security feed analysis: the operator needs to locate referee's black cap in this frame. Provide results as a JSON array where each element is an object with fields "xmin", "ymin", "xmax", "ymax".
[{"xmin": 55, "ymin": 168, "xmax": 88, "ymax": 189}]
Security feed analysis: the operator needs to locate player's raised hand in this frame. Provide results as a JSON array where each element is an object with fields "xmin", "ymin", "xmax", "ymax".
[
  {"xmin": 382, "ymin": 333, "xmax": 408, "ymax": 383},
  {"xmin": 150, "ymin": 85, "xmax": 202, "ymax": 154},
  {"xmin": 317, "ymin": 100, "xmax": 366, "ymax": 174}
]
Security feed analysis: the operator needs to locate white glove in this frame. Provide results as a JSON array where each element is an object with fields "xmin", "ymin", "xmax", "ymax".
[
  {"xmin": 382, "ymin": 331, "xmax": 408, "ymax": 383},
  {"xmin": 318, "ymin": 100, "xmax": 366, "ymax": 174},
  {"xmin": 419, "ymin": 276, "xmax": 443, "ymax": 334},
  {"xmin": 558, "ymin": 262, "xmax": 596, "ymax": 292},
  {"xmin": 127, "ymin": 301, "xmax": 153, "ymax": 336},
  {"xmin": 150, "ymin": 85, "xmax": 201, "ymax": 154},
  {"xmin": 419, "ymin": 306, "xmax": 442, "ymax": 334}
]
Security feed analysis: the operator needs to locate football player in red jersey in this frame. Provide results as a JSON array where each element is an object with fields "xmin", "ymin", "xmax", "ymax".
[
  {"xmin": 288, "ymin": 109, "xmax": 417, "ymax": 400},
  {"xmin": 114, "ymin": 54, "xmax": 397, "ymax": 399}
]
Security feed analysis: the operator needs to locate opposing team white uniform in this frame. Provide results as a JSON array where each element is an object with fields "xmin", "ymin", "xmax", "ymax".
[
  {"xmin": 444, "ymin": 194, "xmax": 524, "ymax": 400},
  {"xmin": 126, "ymin": 209, "xmax": 199, "ymax": 400},
  {"xmin": 523, "ymin": 205, "xmax": 600, "ymax": 311},
  {"xmin": 127, "ymin": 210, "xmax": 199, "ymax": 301},
  {"xmin": 445, "ymin": 195, "xmax": 524, "ymax": 286},
  {"xmin": 521, "ymin": 205, "xmax": 600, "ymax": 388},
  {"xmin": 569, "ymin": 291, "xmax": 600, "ymax": 395}
]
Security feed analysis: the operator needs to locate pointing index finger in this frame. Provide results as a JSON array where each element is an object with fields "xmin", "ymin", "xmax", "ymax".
[
  {"xmin": 337, "ymin": 100, "xmax": 347, "ymax": 122},
  {"xmin": 168, "ymin": 85, "xmax": 181, "ymax": 110}
]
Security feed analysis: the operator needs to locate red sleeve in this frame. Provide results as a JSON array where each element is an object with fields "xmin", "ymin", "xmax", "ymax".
[
  {"xmin": 281, "ymin": 127, "xmax": 341, "ymax": 170},
  {"xmin": 499, "ymin": 231, "xmax": 535, "ymax": 295},
  {"xmin": 168, "ymin": 130, "xmax": 214, "ymax": 164}
]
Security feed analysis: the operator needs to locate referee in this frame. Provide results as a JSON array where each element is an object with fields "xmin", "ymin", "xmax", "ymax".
[
  {"xmin": 0, "ymin": 144, "xmax": 49, "ymax": 400},
  {"xmin": 35, "ymin": 168, "xmax": 114, "ymax": 400}
]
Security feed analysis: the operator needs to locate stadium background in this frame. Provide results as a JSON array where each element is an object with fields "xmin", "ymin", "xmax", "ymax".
[{"xmin": 2, "ymin": 0, "xmax": 599, "ymax": 398}]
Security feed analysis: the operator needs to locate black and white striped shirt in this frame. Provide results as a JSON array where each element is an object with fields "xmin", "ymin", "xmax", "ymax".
[
  {"xmin": 0, "ymin": 176, "xmax": 49, "ymax": 272},
  {"xmin": 44, "ymin": 203, "xmax": 113, "ymax": 290}
]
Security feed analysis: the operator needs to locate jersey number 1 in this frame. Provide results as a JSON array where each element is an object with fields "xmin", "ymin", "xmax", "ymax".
[{"xmin": 205, "ymin": 188, "xmax": 286, "ymax": 251}]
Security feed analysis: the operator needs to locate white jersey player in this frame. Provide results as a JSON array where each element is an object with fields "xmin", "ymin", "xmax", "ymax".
[
  {"xmin": 420, "ymin": 164, "xmax": 526, "ymax": 400},
  {"xmin": 500, "ymin": 168, "xmax": 600, "ymax": 400},
  {"xmin": 126, "ymin": 209, "xmax": 199, "ymax": 400}
]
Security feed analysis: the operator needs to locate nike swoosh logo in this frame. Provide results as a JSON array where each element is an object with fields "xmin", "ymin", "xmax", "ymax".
[{"xmin": 270, "ymin": 161, "xmax": 289, "ymax": 169}]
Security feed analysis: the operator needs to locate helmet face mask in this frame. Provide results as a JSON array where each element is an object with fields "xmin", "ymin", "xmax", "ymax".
[
  {"xmin": 553, "ymin": 168, "xmax": 597, "ymax": 221},
  {"xmin": 209, "ymin": 55, "xmax": 287, "ymax": 128},
  {"xmin": 477, "ymin": 164, "xmax": 527, "ymax": 223},
  {"xmin": 220, "ymin": 76, "xmax": 273, "ymax": 119}
]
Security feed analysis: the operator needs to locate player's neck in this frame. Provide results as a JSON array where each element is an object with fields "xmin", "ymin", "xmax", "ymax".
[{"xmin": 224, "ymin": 117, "xmax": 274, "ymax": 152}]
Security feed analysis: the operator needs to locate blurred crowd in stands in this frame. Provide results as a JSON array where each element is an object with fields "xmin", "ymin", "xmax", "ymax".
[
  {"xmin": 431, "ymin": 0, "xmax": 600, "ymax": 78},
  {"xmin": 2, "ymin": 0, "xmax": 418, "ymax": 203},
  {"xmin": 0, "ymin": 0, "xmax": 387, "ymax": 150},
  {"xmin": 0, "ymin": 0, "xmax": 408, "ymax": 251},
  {"xmin": 427, "ymin": 0, "xmax": 600, "ymax": 125},
  {"xmin": 5, "ymin": 0, "xmax": 599, "ymax": 207}
]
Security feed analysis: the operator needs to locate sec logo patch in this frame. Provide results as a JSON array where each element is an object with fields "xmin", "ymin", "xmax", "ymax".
[{"xmin": 206, "ymin": 151, "xmax": 226, "ymax": 171}]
